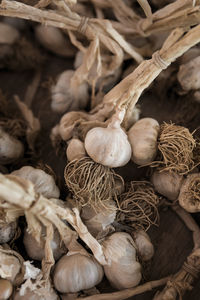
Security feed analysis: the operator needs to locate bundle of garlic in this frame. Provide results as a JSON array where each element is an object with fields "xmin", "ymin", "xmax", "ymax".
[{"xmin": 117, "ymin": 181, "xmax": 160, "ymax": 231}]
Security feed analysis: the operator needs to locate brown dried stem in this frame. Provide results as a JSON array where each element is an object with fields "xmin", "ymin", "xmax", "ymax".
[
  {"xmin": 74, "ymin": 276, "xmax": 171, "ymax": 300},
  {"xmin": 117, "ymin": 181, "xmax": 159, "ymax": 231}
]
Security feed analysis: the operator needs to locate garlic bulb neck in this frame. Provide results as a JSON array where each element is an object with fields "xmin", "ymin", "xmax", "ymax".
[{"xmin": 108, "ymin": 109, "xmax": 125, "ymax": 129}]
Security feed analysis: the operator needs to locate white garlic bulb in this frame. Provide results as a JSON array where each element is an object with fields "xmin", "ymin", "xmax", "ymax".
[
  {"xmin": 177, "ymin": 56, "xmax": 200, "ymax": 91},
  {"xmin": 128, "ymin": 118, "xmax": 160, "ymax": 165},
  {"xmin": 0, "ymin": 22, "xmax": 20, "ymax": 44},
  {"xmin": 51, "ymin": 70, "xmax": 89, "ymax": 113},
  {"xmin": 0, "ymin": 128, "xmax": 24, "ymax": 165},
  {"xmin": 23, "ymin": 228, "xmax": 65, "ymax": 261},
  {"xmin": 66, "ymin": 138, "xmax": 86, "ymax": 161},
  {"xmin": 11, "ymin": 166, "xmax": 60, "ymax": 198},
  {"xmin": 85, "ymin": 110, "xmax": 132, "ymax": 168},
  {"xmin": 102, "ymin": 232, "xmax": 142, "ymax": 290},
  {"xmin": 133, "ymin": 230, "xmax": 154, "ymax": 261},
  {"xmin": 81, "ymin": 201, "xmax": 116, "ymax": 237},
  {"xmin": 151, "ymin": 170, "xmax": 183, "ymax": 201},
  {"xmin": 35, "ymin": 25, "xmax": 75, "ymax": 57},
  {"xmin": 53, "ymin": 253, "xmax": 104, "ymax": 293}
]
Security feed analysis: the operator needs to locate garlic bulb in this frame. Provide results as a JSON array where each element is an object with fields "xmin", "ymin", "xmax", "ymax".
[
  {"xmin": 178, "ymin": 56, "xmax": 200, "ymax": 91},
  {"xmin": 66, "ymin": 138, "xmax": 86, "ymax": 161},
  {"xmin": 0, "ymin": 22, "xmax": 20, "ymax": 44},
  {"xmin": 133, "ymin": 230, "xmax": 154, "ymax": 261},
  {"xmin": 0, "ymin": 220, "xmax": 17, "ymax": 244},
  {"xmin": 151, "ymin": 170, "xmax": 183, "ymax": 201},
  {"xmin": 23, "ymin": 228, "xmax": 65, "ymax": 261},
  {"xmin": 51, "ymin": 70, "xmax": 89, "ymax": 113},
  {"xmin": 58, "ymin": 111, "xmax": 89, "ymax": 141},
  {"xmin": 35, "ymin": 25, "xmax": 76, "ymax": 57},
  {"xmin": 178, "ymin": 173, "xmax": 200, "ymax": 213},
  {"xmin": 128, "ymin": 118, "xmax": 160, "ymax": 165},
  {"xmin": 85, "ymin": 110, "xmax": 132, "ymax": 168},
  {"xmin": 11, "ymin": 166, "xmax": 60, "ymax": 198},
  {"xmin": 81, "ymin": 201, "xmax": 116, "ymax": 237},
  {"xmin": 0, "ymin": 128, "xmax": 24, "ymax": 165},
  {"xmin": 0, "ymin": 249, "xmax": 22, "ymax": 283},
  {"xmin": 14, "ymin": 284, "xmax": 58, "ymax": 300},
  {"xmin": 102, "ymin": 232, "xmax": 142, "ymax": 290},
  {"xmin": 0, "ymin": 279, "xmax": 13, "ymax": 300},
  {"xmin": 53, "ymin": 253, "xmax": 104, "ymax": 293}
]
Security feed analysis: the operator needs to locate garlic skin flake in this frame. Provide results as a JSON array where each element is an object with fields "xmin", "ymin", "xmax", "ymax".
[
  {"xmin": 128, "ymin": 118, "xmax": 160, "ymax": 165},
  {"xmin": 53, "ymin": 253, "xmax": 104, "ymax": 293},
  {"xmin": 66, "ymin": 138, "xmax": 86, "ymax": 161},
  {"xmin": 85, "ymin": 110, "xmax": 132, "ymax": 168},
  {"xmin": 11, "ymin": 166, "xmax": 60, "ymax": 199},
  {"xmin": 0, "ymin": 128, "xmax": 24, "ymax": 165},
  {"xmin": 51, "ymin": 70, "xmax": 89, "ymax": 113},
  {"xmin": 133, "ymin": 230, "xmax": 154, "ymax": 262},
  {"xmin": 151, "ymin": 170, "xmax": 183, "ymax": 201},
  {"xmin": 102, "ymin": 232, "xmax": 142, "ymax": 290}
]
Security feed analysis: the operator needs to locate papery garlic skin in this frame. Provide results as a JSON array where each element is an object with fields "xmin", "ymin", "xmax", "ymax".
[
  {"xmin": 0, "ymin": 128, "xmax": 24, "ymax": 164},
  {"xmin": 51, "ymin": 70, "xmax": 89, "ymax": 113},
  {"xmin": 178, "ymin": 56, "xmax": 200, "ymax": 91},
  {"xmin": 11, "ymin": 166, "xmax": 60, "ymax": 198},
  {"xmin": 81, "ymin": 201, "xmax": 116, "ymax": 237},
  {"xmin": 151, "ymin": 170, "xmax": 183, "ymax": 201},
  {"xmin": 14, "ymin": 285, "xmax": 58, "ymax": 300},
  {"xmin": 0, "ymin": 252, "xmax": 21, "ymax": 283},
  {"xmin": 23, "ymin": 228, "xmax": 65, "ymax": 261},
  {"xmin": 35, "ymin": 25, "xmax": 75, "ymax": 57},
  {"xmin": 102, "ymin": 232, "xmax": 142, "ymax": 290},
  {"xmin": 0, "ymin": 22, "xmax": 20, "ymax": 44},
  {"xmin": 133, "ymin": 230, "xmax": 154, "ymax": 261},
  {"xmin": 53, "ymin": 253, "xmax": 104, "ymax": 293},
  {"xmin": 85, "ymin": 110, "xmax": 132, "ymax": 168},
  {"xmin": 128, "ymin": 118, "xmax": 160, "ymax": 165},
  {"xmin": 66, "ymin": 139, "xmax": 86, "ymax": 161}
]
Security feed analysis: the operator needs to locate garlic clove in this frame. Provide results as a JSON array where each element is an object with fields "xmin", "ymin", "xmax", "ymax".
[
  {"xmin": 151, "ymin": 170, "xmax": 183, "ymax": 201},
  {"xmin": 11, "ymin": 166, "xmax": 60, "ymax": 199},
  {"xmin": 0, "ymin": 128, "xmax": 24, "ymax": 165},
  {"xmin": 133, "ymin": 230, "xmax": 154, "ymax": 261},
  {"xmin": 0, "ymin": 22, "xmax": 20, "ymax": 44},
  {"xmin": 128, "ymin": 118, "xmax": 160, "ymax": 165},
  {"xmin": 66, "ymin": 138, "xmax": 86, "ymax": 161},
  {"xmin": 53, "ymin": 253, "xmax": 104, "ymax": 293},
  {"xmin": 51, "ymin": 70, "xmax": 89, "ymax": 114},
  {"xmin": 85, "ymin": 110, "xmax": 132, "ymax": 168},
  {"xmin": 0, "ymin": 279, "xmax": 13, "ymax": 300},
  {"xmin": 23, "ymin": 228, "xmax": 65, "ymax": 261},
  {"xmin": 102, "ymin": 232, "xmax": 142, "ymax": 290},
  {"xmin": 35, "ymin": 25, "xmax": 76, "ymax": 57}
]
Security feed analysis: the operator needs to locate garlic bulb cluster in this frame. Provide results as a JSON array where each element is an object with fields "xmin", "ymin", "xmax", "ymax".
[
  {"xmin": 23, "ymin": 227, "xmax": 65, "ymax": 261},
  {"xmin": 0, "ymin": 22, "xmax": 20, "ymax": 45},
  {"xmin": 53, "ymin": 253, "xmax": 104, "ymax": 293},
  {"xmin": 151, "ymin": 170, "xmax": 183, "ymax": 201},
  {"xmin": 133, "ymin": 230, "xmax": 154, "ymax": 261},
  {"xmin": 11, "ymin": 166, "xmax": 60, "ymax": 198},
  {"xmin": 0, "ymin": 279, "xmax": 13, "ymax": 300},
  {"xmin": 35, "ymin": 25, "xmax": 76, "ymax": 57},
  {"xmin": 85, "ymin": 109, "xmax": 132, "ymax": 168},
  {"xmin": 177, "ymin": 56, "xmax": 200, "ymax": 91},
  {"xmin": 102, "ymin": 232, "xmax": 142, "ymax": 290},
  {"xmin": 128, "ymin": 118, "xmax": 160, "ymax": 165},
  {"xmin": 51, "ymin": 70, "xmax": 89, "ymax": 113},
  {"xmin": 66, "ymin": 138, "xmax": 86, "ymax": 161},
  {"xmin": 81, "ymin": 201, "xmax": 117, "ymax": 238},
  {"xmin": 0, "ymin": 128, "xmax": 24, "ymax": 164}
]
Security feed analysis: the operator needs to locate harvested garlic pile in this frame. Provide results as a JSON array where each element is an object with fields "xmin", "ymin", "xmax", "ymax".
[{"xmin": 51, "ymin": 70, "xmax": 89, "ymax": 113}]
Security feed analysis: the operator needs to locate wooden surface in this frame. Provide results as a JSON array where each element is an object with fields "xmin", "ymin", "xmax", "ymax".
[{"xmin": 1, "ymin": 47, "xmax": 200, "ymax": 300}]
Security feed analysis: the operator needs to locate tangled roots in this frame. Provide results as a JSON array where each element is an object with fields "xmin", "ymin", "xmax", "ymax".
[
  {"xmin": 178, "ymin": 173, "xmax": 200, "ymax": 213},
  {"xmin": 153, "ymin": 123, "xmax": 196, "ymax": 175},
  {"xmin": 117, "ymin": 181, "xmax": 159, "ymax": 231},
  {"xmin": 64, "ymin": 157, "xmax": 124, "ymax": 210}
]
